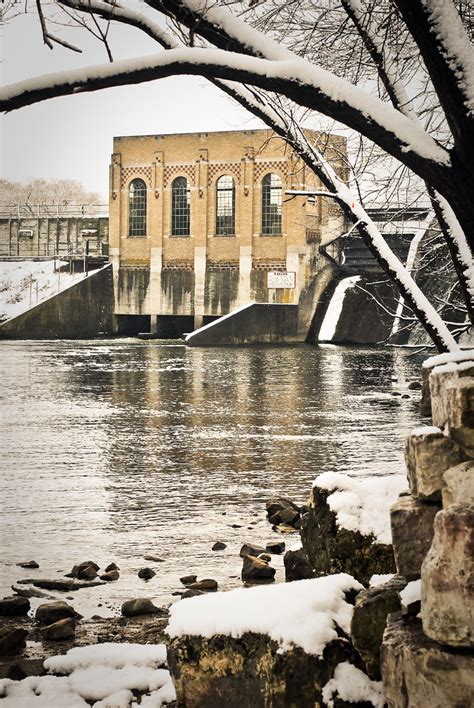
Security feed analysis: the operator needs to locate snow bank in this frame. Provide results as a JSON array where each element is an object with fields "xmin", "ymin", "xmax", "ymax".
[
  {"xmin": 369, "ymin": 574, "xmax": 395, "ymax": 587},
  {"xmin": 400, "ymin": 579, "xmax": 421, "ymax": 608},
  {"xmin": 322, "ymin": 661, "xmax": 385, "ymax": 708},
  {"xmin": 314, "ymin": 472, "xmax": 407, "ymax": 544},
  {"xmin": 167, "ymin": 574, "xmax": 362, "ymax": 656},
  {"xmin": 0, "ymin": 643, "xmax": 175, "ymax": 708},
  {"xmin": 0, "ymin": 260, "xmax": 85, "ymax": 321},
  {"xmin": 422, "ymin": 349, "xmax": 474, "ymax": 369}
]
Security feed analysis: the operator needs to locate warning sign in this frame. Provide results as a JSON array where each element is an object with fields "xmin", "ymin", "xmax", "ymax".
[{"xmin": 267, "ymin": 271, "xmax": 296, "ymax": 289}]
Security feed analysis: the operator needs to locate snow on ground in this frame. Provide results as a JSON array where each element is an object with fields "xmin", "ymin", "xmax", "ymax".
[
  {"xmin": 314, "ymin": 472, "xmax": 407, "ymax": 544},
  {"xmin": 0, "ymin": 260, "xmax": 87, "ymax": 322},
  {"xmin": 322, "ymin": 661, "xmax": 385, "ymax": 708},
  {"xmin": 369, "ymin": 574, "xmax": 395, "ymax": 587},
  {"xmin": 0, "ymin": 643, "xmax": 175, "ymax": 708},
  {"xmin": 167, "ymin": 574, "xmax": 362, "ymax": 656},
  {"xmin": 400, "ymin": 579, "xmax": 421, "ymax": 608},
  {"xmin": 422, "ymin": 349, "xmax": 474, "ymax": 369}
]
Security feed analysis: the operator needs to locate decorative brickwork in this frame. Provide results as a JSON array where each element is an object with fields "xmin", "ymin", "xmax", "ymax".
[
  {"xmin": 162, "ymin": 262, "xmax": 194, "ymax": 271},
  {"xmin": 253, "ymin": 160, "xmax": 287, "ymax": 181},
  {"xmin": 207, "ymin": 262, "xmax": 239, "ymax": 271},
  {"xmin": 120, "ymin": 166, "xmax": 152, "ymax": 188},
  {"xmin": 207, "ymin": 162, "xmax": 242, "ymax": 186},
  {"xmin": 164, "ymin": 164, "xmax": 196, "ymax": 187},
  {"xmin": 253, "ymin": 261, "xmax": 287, "ymax": 271}
]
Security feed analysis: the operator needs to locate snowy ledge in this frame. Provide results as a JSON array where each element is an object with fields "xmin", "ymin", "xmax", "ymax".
[
  {"xmin": 313, "ymin": 472, "xmax": 407, "ymax": 545},
  {"xmin": 430, "ymin": 359, "xmax": 474, "ymax": 376},
  {"xmin": 166, "ymin": 574, "xmax": 362, "ymax": 657},
  {"xmin": 422, "ymin": 349, "xmax": 474, "ymax": 369}
]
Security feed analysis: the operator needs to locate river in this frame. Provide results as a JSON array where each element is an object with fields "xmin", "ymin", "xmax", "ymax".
[{"xmin": 0, "ymin": 340, "xmax": 425, "ymax": 617}]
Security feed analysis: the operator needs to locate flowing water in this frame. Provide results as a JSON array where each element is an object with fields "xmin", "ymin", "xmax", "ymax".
[{"xmin": 0, "ymin": 340, "xmax": 426, "ymax": 616}]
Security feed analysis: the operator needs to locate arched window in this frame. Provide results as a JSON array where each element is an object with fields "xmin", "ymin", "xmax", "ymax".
[
  {"xmin": 128, "ymin": 179, "xmax": 147, "ymax": 237},
  {"xmin": 216, "ymin": 175, "xmax": 235, "ymax": 236},
  {"xmin": 171, "ymin": 176, "xmax": 190, "ymax": 236},
  {"xmin": 261, "ymin": 173, "xmax": 282, "ymax": 235}
]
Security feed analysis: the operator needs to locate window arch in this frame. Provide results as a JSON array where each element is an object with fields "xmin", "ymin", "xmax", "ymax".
[
  {"xmin": 216, "ymin": 175, "xmax": 235, "ymax": 235},
  {"xmin": 128, "ymin": 178, "xmax": 147, "ymax": 237},
  {"xmin": 261, "ymin": 173, "xmax": 282, "ymax": 235},
  {"xmin": 171, "ymin": 176, "xmax": 190, "ymax": 236}
]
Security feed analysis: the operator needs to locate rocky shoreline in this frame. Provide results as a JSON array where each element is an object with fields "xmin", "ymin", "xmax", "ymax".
[{"xmin": 1, "ymin": 352, "xmax": 473, "ymax": 706}]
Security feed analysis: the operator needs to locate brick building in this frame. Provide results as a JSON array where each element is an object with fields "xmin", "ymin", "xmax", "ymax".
[{"xmin": 109, "ymin": 129, "xmax": 347, "ymax": 337}]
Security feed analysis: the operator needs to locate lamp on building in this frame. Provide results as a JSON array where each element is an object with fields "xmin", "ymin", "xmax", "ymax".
[
  {"xmin": 155, "ymin": 189, "xmax": 160, "ymax": 199},
  {"xmin": 244, "ymin": 186, "xmax": 250, "ymax": 197}
]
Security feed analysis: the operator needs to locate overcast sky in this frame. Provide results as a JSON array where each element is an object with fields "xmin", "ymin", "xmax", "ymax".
[{"xmin": 1, "ymin": 6, "xmax": 265, "ymax": 201}]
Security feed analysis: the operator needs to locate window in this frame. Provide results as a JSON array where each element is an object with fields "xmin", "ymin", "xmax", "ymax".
[
  {"xmin": 171, "ymin": 176, "xmax": 190, "ymax": 236},
  {"xmin": 128, "ymin": 178, "xmax": 147, "ymax": 237},
  {"xmin": 261, "ymin": 173, "xmax": 282, "ymax": 235},
  {"xmin": 216, "ymin": 175, "xmax": 235, "ymax": 235}
]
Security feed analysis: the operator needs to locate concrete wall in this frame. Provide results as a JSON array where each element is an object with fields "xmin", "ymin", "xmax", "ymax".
[
  {"xmin": 0, "ymin": 216, "xmax": 108, "ymax": 257},
  {"xmin": 185, "ymin": 303, "xmax": 299, "ymax": 346},
  {"xmin": 0, "ymin": 264, "xmax": 116, "ymax": 339}
]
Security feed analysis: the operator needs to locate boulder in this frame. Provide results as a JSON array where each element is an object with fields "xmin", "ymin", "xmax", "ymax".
[
  {"xmin": 272, "ymin": 524, "xmax": 298, "ymax": 534},
  {"xmin": 381, "ymin": 612, "xmax": 474, "ymax": 708},
  {"xmin": 100, "ymin": 570, "xmax": 120, "ymax": 581},
  {"xmin": 41, "ymin": 618, "xmax": 76, "ymax": 641},
  {"xmin": 241, "ymin": 556, "xmax": 275, "ymax": 584},
  {"xmin": 143, "ymin": 555, "xmax": 165, "ymax": 562},
  {"xmin": 421, "ymin": 503, "xmax": 474, "ymax": 648},
  {"xmin": 257, "ymin": 553, "xmax": 272, "ymax": 563},
  {"xmin": 429, "ymin": 362, "xmax": 474, "ymax": 429},
  {"xmin": 445, "ymin": 377, "xmax": 474, "ymax": 454},
  {"xmin": 15, "ymin": 578, "xmax": 105, "ymax": 592},
  {"xmin": 182, "ymin": 589, "xmax": 204, "ymax": 599},
  {"xmin": 265, "ymin": 541, "xmax": 285, "ymax": 555},
  {"xmin": 77, "ymin": 565, "xmax": 98, "ymax": 580},
  {"xmin": 0, "ymin": 628, "xmax": 28, "ymax": 657},
  {"xmin": 35, "ymin": 601, "xmax": 78, "ymax": 625},
  {"xmin": 1, "ymin": 658, "xmax": 46, "ymax": 680},
  {"xmin": 390, "ymin": 493, "xmax": 441, "ymax": 581},
  {"xmin": 239, "ymin": 543, "xmax": 266, "ymax": 559},
  {"xmin": 301, "ymin": 485, "xmax": 396, "ymax": 586},
  {"xmin": 168, "ymin": 631, "xmax": 363, "ymax": 707},
  {"xmin": 188, "ymin": 579, "xmax": 218, "ymax": 592},
  {"xmin": 442, "ymin": 461, "xmax": 474, "ymax": 507},
  {"xmin": 265, "ymin": 497, "xmax": 300, "ymax": 518},
  {"xmin": 283, "ymin": 549, "xmax": 315, "ymax": 582},
  {"xmin": 69, "ymin": 560, "xmax": 99, "ymax": 578},
  {"xmin": 350, "ymin": 576, "xmax": 406, "ymax": 680},
  {"xmin": 121, "ymin": 598, "xmax": 164, "ymax": 617},
  {"xmin": 212, "ymin": 542, "xmax": 227, "ymax": 551},
  {"xmin": 0, "ymin": 596, "xmax": 30, "ymax": 616},
  {"xmin": 180, "ymin": 574, "xmax": 197, "ymax": 586},
  {"xmin": 405, "ymin": 428, "xmax": 465, "ymax": 500},
  {"xmin": 15, "ymin": 561, "xmax": 39, "ymax": 569},
  {"xmin": 268, "ymin": 508, "xmax": 300, "ymax": 527},
  {"xmin": 138, "ymin": 567, "xmax": 156, "ymax": 580},
  {"xmin": 104, "ymin": 562, "xmax": 119, "ymax": 572}
]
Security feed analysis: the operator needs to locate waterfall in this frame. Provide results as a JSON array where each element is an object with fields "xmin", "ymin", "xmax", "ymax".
[{"xmin": 318, "ymin": 275, "xmax": 361, "ymax": 342}]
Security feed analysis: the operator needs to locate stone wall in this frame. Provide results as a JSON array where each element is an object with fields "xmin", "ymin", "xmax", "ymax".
[{"xmin": 381, "ymin": 352, "xmax": 474, "ymax": 706}]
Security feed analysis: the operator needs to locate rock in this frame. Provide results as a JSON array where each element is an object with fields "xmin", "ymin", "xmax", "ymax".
[
  {"xmin": 188, "ymin": 579, "xmax": 218, "ymax": 592},
  {"xmin": 390, "ymin": 493, "xmax": 441, "ymax": 581},
  {"xmin": 266, "ymin": 541, "xmax": 285, "ymax": 554},
  {"xmin": 272, "ymin": 524, "xmax": 298, "ymax": 534},
  {"xmin": 266, "ymin": 497, "xmax": 300, "ymax": 518},
  {"xmin": 381, "ymin": 612, "xmax": 474, "ymax": 708},
  {"xmin": 41, "ymin": 618, "xmax": 76, "ymax": 641},
  {"xmin": 211, "ymin": 542, "xmax": 227, "ymax": 551},
  {"xmin": 104, "ymin": 562, "xmax": 119, "ymax": 572},
  {"xmin": 182, "ymin": 589, "xmax": 204, "ymax": 599},
  {"xmin": 0, "ymin": 596, "xmax": 30, "ymax": 616},
  {"xmin": 351, "ymin": 576, "xmax": 405, "ymax": 680},
  {"xmin": 408, "ymin": 381, "xmax": 421, "ymax": 390},
  {"xmin": 257, "ymin": 553, "xmax": 272, "ymax": 563},
  {"xmin": 143, "ymin": 555, "xmax": 165, "ymax": 562},
  {"xmin": 16, "ymin": 578, "xmax": 105, "ymax": 592},
  {"xmin": 180, "ymin": 575, "xmax": 197, "ymax": 586},
  {"xmin": 283, "ymin": 549, "xmax": 315, "ymax": 582},
  {"xmin": 11, "ymin": 585, "xmax": 54, "ymax": 600},
  {"xmin": 230, "ymin": 524, "xmax": 243, "ymax": 529},
  {"xmin": 16, "ymin": 561, "xmax": 39, "ymax": 569},
  {"xmin": 239, "ymin": 543, "xmax": 267, "ymax": 559},
  {"xmin": 168, "ymin": 631, "xmax": 363, "ymax": 706},
  {"xmin": 301, "ymin": 485, "xmax": 396, "ymax": 586},
  {"xmin": 268, "ymin": 508, "xmax": 300, "ymax": 527},
  {"xmin": 138, "ymin": 567, "xmax": 156, "ymax": 580},
  {"xmin": 445, "ymin": 377, "xmax": 474, "ymax": 454},
  {"xmin": 69, "ymin": 560, "xmax": 100, "ymax": 578},
  {"xmin": 2, "ymin": 659, "xmax": 46, "ymax": 680},
  {"xmin": 421, "ymin": 503, "xmax": 474, "ymax": 648},
  {"xmin": 77, "ymin": 565, "xmax": 97, "ymax": 580},
  {"xmin": 100, "ymin": 570, "xmax": 120, "ymax": 581},
  {"xmin": 442, "ymin": 461, "xmax": 474, "ymax": 507},
  {"xmin": 121, "ymin": 598, "xmax": 165, "ymax": 617},
  {"xmin": 241, "ymin": 556, "xmax": 275, "ymax": 583},
  {"xmin": 429, "ymin": 363, "xmax": 474, "ymax": 429},
  {"xmin": 405, "ymin": 428, "xmax": 465, "ymax": 500},
  {"xmin": 0, "ymin": 628, "xmax": 28, "ymax": 657},
  {"xmin": 35, "ymin": 601, "xmax": 78, "ymax": 625}
]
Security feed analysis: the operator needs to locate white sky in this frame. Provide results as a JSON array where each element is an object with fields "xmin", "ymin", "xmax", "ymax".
[{"xmin": 1, "ymin": 5, "xmax": 265, "ymax": 202}]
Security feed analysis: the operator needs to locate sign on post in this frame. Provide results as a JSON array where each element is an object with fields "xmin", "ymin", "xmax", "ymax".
[{"xmin": 267, "ymin": 271, "xmax": 296, "ymax": 289}]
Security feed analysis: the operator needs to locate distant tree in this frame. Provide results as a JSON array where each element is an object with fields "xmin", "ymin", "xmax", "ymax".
[{"xmin": 0, "ymin": 178, "xmax": 102, "ymax": 209}]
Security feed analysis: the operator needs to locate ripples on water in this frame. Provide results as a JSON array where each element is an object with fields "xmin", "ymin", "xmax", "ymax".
[{"xmin": 0, "ymin": 340, "xmax": 425, "ymax": 615}]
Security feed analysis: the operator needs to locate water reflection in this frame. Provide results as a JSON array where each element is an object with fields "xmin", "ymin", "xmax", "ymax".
[{"xmin": 0, "ymin": 340, "xmax": 424, "ymax": 613}]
